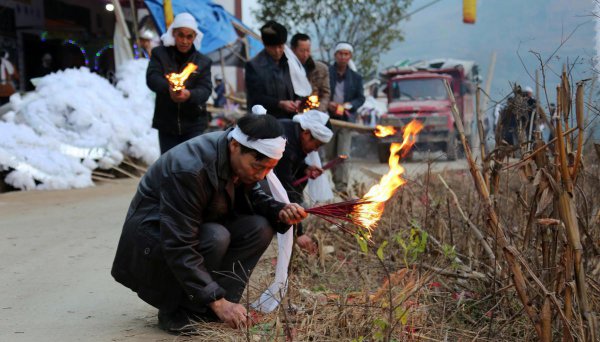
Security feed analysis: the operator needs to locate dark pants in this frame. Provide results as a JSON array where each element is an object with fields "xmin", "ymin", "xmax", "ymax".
[
  {"xmin": 159, "ymin": 128, "xmax": 205, "ymax": 154},
  {"xmin": 177, "ymin": 215, "xmax": 274, "ymax": 314}
]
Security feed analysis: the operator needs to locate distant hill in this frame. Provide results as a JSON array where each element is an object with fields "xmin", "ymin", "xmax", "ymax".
[{"xmin": 380, "ymin": 0, "xmax": 596, "ymax": 110}]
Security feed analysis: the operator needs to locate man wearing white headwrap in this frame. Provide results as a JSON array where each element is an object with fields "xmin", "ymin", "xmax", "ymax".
[
  {"xmin": 328, "ymin": 42, "xmax": 365, "ymax": 122},
  {"xmin": 273, "ymin": 110, "xmax": 333, "ymax": 252},
  {"xmin": 326, "ymin": 42, "xmax": 365, "ymax": 191},
  {"xmin": 147, "ymin": 12, "xmax": 212, "ymax": 154},
  {"xmin": 112, "ymin": 114, "xmax": 307, "ymax": 334}
]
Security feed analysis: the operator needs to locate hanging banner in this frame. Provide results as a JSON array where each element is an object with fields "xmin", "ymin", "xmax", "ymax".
[
  {"xmin": 164, "ymin": 0, "xmax": 174, "ymax": 27},
  {"xmin": 463, "ymin": 0, "xmax": 476, "ymax": 24}
]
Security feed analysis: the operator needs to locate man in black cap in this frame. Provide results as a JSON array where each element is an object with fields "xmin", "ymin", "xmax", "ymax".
[{"xmin": 245, "ymin": 20, "xmax": 299, "ymax": 119}]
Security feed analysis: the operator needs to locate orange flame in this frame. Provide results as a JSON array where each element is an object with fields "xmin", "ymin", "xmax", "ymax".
[
  {"xmin": 355, "ymin": 120, "xmax": 424, "ymax": 231},
  {"xmin": 302, "ymin": 95, "xmax": 320, "ymax": 112},
  {"xmin": 374, "ymin": 125, "xmax": 397, "ymax": 137},
  {"xmin": 166, "ymin": 63, "xmax": 198, "ymax": 91}
]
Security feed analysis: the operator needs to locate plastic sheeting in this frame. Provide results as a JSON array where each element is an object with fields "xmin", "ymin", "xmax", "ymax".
[{"xmin": 144, "ymin": 0, "xmax": 262, "ymax": 60}]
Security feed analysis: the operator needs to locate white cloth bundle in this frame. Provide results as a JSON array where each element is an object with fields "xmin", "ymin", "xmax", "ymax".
[
  {"xmin": 160, "ymin": 13, "xmax": 204, "ymax": 51},
  {"xmin": 305, "ymin": 151, "xmax": 333, "ymax": 202}
]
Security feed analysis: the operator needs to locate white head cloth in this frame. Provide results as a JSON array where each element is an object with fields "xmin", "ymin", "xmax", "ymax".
[
  {"xmin": 283, "ymin": 45, "xmax": 311, "ymax": 97},
  {"xmin": 293, "ymin": 110, "xmax": 333, "ymax": 143},
  {"xmin": 227, "ymin": 105, "xmax": 286, "ymax": 160},
  {"xmin": 335, "ymin": 42, "xmax": 357, "ymax": 72},
  {"xmin": 160, "ymin": 13, "xmax": 204, "ymax": 51}
]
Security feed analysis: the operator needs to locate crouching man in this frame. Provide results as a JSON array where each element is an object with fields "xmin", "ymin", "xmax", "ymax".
[
  {"xmin": 275, "ymin": 110, "xmax": 333, "ymax": 253},
  {"xmin": 111, "ymin": 114, "xmax": 307, "ymax": 334}
]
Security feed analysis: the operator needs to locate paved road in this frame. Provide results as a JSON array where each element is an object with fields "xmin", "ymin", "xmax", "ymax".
[{"xmin": 0, "ymin": 154, "xmax": 468, "ymax": 341}]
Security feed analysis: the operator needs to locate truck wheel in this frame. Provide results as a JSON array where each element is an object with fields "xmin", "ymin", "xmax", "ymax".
[
  {"xmin": 446, "ymin": 136, "xmax": 458, "ymax": 161},
  {"xmin": 377, "ymin": 143, "xmax": 391, "ymax": 163}
]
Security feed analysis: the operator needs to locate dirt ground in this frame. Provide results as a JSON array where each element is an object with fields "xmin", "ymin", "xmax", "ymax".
[{"xmin": 0, "ymin": 157, "xmax": 466, "ymax": 341}]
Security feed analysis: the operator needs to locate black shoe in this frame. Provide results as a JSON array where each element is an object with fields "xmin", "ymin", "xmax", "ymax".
[{"xmin": 157, "ymin": 309, "xmax": 198, "ymax": 335}]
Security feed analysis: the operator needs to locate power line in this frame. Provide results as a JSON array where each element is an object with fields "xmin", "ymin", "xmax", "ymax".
[{"xmin": 399, "ymin": 0, "xmax": 445, "ymax": 21}]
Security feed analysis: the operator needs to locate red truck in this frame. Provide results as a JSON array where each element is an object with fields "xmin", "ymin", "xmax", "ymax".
[{"xmin": 376, "ymin": 60, "xmax": 478, "ymax": 162}]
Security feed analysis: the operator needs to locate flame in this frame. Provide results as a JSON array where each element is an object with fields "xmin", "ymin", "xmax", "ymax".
[
  {"xmin": 374, "ymin": 125, "xmax": 397, "ymax": 137},
  {"xmin": 165, "ymin": 63, "xmax": 198, "ymax": 91},
  {"xmin": 302, "ymin": 95, "xmax": 320, "ymax": 112},
  {"xmin": 355, "ymin": 120, "xmax": 424, "ymax": 230}
]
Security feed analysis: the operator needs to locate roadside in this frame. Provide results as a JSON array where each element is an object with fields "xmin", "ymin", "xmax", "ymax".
[{"xmin": 0, "ymin": 149, "xmax": 467, "ymax": 341}]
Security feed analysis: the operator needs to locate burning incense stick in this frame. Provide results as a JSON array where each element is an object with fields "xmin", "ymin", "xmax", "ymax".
[
  {"xmin": 305, "ymin": 120, "xmax": 424, "ymax": 234},
  {"xmin": 292, "ymin": 155, "xmax": 348, "ymax": 187}
]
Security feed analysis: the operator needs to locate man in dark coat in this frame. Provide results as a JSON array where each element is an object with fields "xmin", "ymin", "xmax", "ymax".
[
  {"xmin": 327, "ymin": 42, "xmax": 365, "ymax": 123},
  {"xmin": 274, "ymin": 110, "xmax": 332, "ymax": 252},
  {"xmin": 290, "ymin": 33, "xmax": 330, "ymax": 113},
  {"xmin": 245, "ymin": 20, "xmax": 299, "ymax": 119},
  {"xmin": 326, "ymin": 42, "xmax": 366, "ymax": 191},
  {"xmin": 147, "ymin": 13, "xmax": 213, "ymax": 154},
  {"xmin": 111, "ymin": 114, "xmax": 307, "ymax": 334}
]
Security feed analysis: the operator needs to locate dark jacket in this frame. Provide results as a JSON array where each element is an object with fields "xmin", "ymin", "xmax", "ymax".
[
  {"xmin": 329, "ymin": 63, "xmax": 365, "ymax": 121},
  {"xmin": 274, "ymin": 119, "xmax": 308, "ymax": 204},
  {"xmin": 111, "ymin": 129, "xmax": 288, "ymax": 311},
  {"xmin": 245, "ymin": 50, "xmax": 295, "ymax": 119},
  {"xmin": 147, "ymin": 45, "xmax": 212, "ymax": 135}
]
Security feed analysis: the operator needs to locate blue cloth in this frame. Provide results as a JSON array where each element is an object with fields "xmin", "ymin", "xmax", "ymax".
[{"xmin": 144, "ymin": 0, "xmax": 262, "ymax": 57}]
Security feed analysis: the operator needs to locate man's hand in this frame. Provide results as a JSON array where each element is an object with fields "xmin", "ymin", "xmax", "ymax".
[
  {"xmin": 279, "ymin": 100, "xmax": 299, "ymax": 113},
  {"xmin": 279, "ymin": 203, "xmax": 307, "ymax": 225},
  {"xmin": 169, "ymin": 88, "xmax": 191, "ymax": 103},
  {"xmin": 328, "ymin": 101, "xmax": 339, "ymax": 114},
  {"xmin": 296, "ymin": 234, "xmax": 317, "ymax": 254},
  {"xmin": 209, "ymin": 298, "xmax": 251, "ymax": 329},
  {"xmin": 305, "ymin": 165, "xmax": 323, "ymax": 179}
]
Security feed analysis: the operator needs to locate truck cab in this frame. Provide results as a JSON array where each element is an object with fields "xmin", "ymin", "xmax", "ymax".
[{"xmin": 376, "ymin": 61, "xmax": 477, "ymax": 162}]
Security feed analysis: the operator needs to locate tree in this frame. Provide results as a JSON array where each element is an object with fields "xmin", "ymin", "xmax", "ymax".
[{"xmin": 255, "ymin": 0, "xmax": 413, "ymax": 77}]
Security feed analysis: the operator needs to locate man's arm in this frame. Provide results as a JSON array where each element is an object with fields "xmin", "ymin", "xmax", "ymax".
[
  {"xmin": 315, "ymin": 62, "xmax": 331, "ymax": 112},
  {"xmin": 274, "ymin": 148, "xmax": 304, "ymax": 204},
  {"xmin": 159, "ymin": 170, "xmax": 226, "ymax": 305},
  {"xmin": 146, "ymin": 48, "xmax": 170, "ymax": 95},
  {"xmin": 187, "ymin": 55, "xmax": 213, "ymax": 106},
  {"xmin": 349, "ymin": 73, "xmax": 366, "ymax": 111}
]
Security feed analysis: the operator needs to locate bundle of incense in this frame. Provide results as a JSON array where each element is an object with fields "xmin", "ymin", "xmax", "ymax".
[
  {"xmin": 305, "ymin": 198, "xmax": 373, "ymax": 234},
  {"xmin": 291, "ymin": 155, "xmax": 347, "ymax": 187}
]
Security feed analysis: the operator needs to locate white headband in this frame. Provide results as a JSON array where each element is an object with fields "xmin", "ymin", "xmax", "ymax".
[
  {"xmin": 335, "ymin": 42, "xmax": 353, "ymax": 53},
  {"xmin": 334, "ymin": 42, "xmax": 357, "ymax": 71},
  {"xmin": 227, "ymin": 105, "xmax": 287, "ymax": 160},
  {"xmin": 161, "ymin": 13, "xmax": 204, "ymax": 50},
  {"xmin": 293, "ymin": 110, "xmax": 333, "ymax": 143}
]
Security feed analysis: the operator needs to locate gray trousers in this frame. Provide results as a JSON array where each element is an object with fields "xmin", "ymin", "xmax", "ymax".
[
  {"xmin": 178, "ymin": 215, "xmax": 274, "ymax": 314},
  {"xmin": 324, "ymin": 126, "xmax": 352, "ymax": 190}
]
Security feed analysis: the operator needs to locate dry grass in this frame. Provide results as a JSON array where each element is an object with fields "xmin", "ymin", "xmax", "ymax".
[{"xmin": 181, "ymin": 152, "xmax": 598, "ymax": 341}]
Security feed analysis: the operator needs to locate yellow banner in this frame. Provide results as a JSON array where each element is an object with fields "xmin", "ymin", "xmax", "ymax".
[
  {"xmin": 164, "ymin": 0, "xmax": 174, "ymax": 28},
  {"xmin": 463, "ymin": 0, "xmax": 476, "ymax": 24}
]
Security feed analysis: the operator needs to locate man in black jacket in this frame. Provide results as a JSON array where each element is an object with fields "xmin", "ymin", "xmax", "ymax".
[
  {"xmin": 274, "ymin": 110, "xmax": 332, "ymax": 252},
  {"xmin": 111, "ymin": 114, "xmax": 307, "ymax": 334},
  {"xmin": 147, "ymin": 13, "xmax": 213, "ymax": 153},
  {"xmin": 245, "ymin": 20, "xmax": 299, "ymax": 119}
]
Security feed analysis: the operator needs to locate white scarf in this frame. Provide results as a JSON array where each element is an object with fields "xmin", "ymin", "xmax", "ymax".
[
  {"xmin": 242, "ymin": 105, "xmax": 294, "ymax": 313},
  {"xmin": 283, "ymin": 45, "xmax": 311, "ymax": 97}
]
